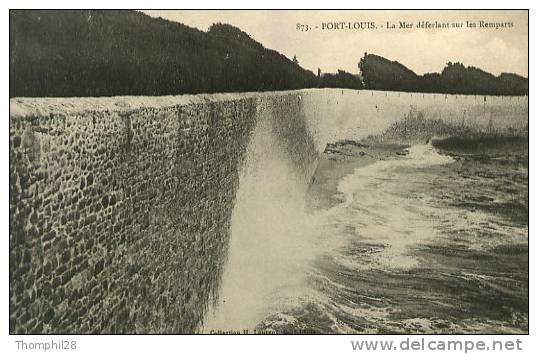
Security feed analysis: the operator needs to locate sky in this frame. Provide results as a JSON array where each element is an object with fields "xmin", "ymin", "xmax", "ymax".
[{"xmin": 142, "ymin": 10, "xmax": 528, "ymax": 77}]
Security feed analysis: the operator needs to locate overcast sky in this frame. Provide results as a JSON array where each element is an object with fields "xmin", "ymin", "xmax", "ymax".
[{"xmin": 143, "ymin": 10, "xmax": 528, "ymax": 77}]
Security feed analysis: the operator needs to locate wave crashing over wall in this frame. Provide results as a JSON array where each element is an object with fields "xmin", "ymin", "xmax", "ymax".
[{"xmin": 9, "ymin": 89, "xmax": 527, "ymax": 333}]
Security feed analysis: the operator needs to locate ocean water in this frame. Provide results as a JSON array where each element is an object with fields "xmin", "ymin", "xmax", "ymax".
[{"xmin": 204, "ymin": 137, "xmax": 528, "ymax": 334}]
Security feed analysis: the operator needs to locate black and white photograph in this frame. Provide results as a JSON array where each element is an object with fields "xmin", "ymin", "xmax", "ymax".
[{"xmin": 5, "ymin": 5, "xmax": 532, "ymax": 350}]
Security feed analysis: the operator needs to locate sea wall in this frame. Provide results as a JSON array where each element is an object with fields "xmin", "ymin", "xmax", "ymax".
[{"xmin": 9, "ymin": 89, "xmax": 528, "ymax": 334}]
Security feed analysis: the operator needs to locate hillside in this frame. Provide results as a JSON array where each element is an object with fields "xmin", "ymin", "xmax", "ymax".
[
  {"xmin": 10, "ymin": 11, "xmax": 526, "ymax": 98},
  {"xmin": 9, "ymin": 10, "xmax": 319, "ymax": 97},
  {"xmin": 359, "ymin": 54, "xmax": 528, "ymax": 96}
]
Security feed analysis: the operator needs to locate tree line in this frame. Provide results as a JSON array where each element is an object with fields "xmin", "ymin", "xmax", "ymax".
[
  {"xmin": 10, "ymin": 10, "xmax": 322, "ymax": 97},
  {"xmin": 9, "ymin": 11, "xmax": 526, "ymax": 97},
  {"xmin": 358, "ymin": 53, "xmax": 528, "ymax": 96}
]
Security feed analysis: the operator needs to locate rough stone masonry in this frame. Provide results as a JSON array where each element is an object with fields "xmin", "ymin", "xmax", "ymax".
[{"xmin": 9, "ymin": 89, "xmax": 528, "ymax": 334}]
